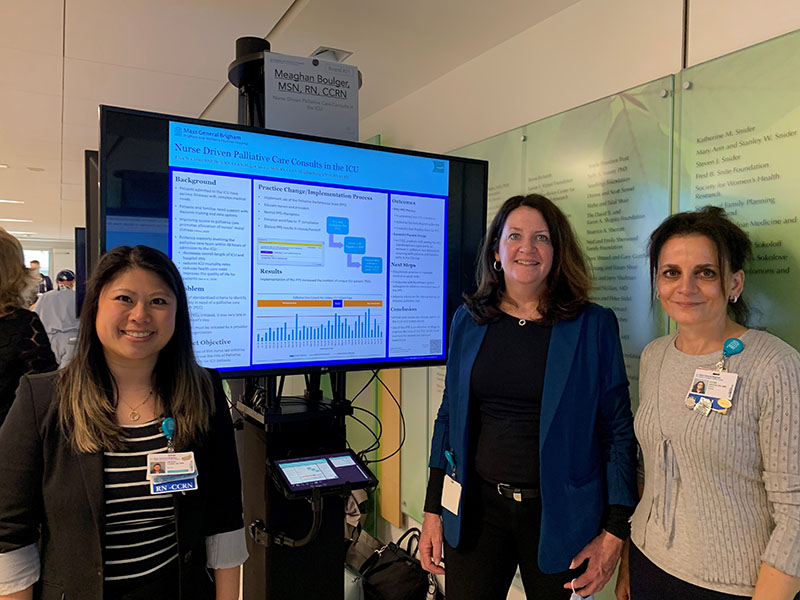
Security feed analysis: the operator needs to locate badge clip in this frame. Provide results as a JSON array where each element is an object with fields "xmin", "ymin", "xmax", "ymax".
[
  {"xmin": 444, "ymin": 450, "xmax": 456, "ymax": 478},
  {"xmin": 161, "ymin": 417, "xmax": 176, "ymax": 452},
  {"xmin": 715, "ymin": 337, "xmax": 744, "ymax": 372}
]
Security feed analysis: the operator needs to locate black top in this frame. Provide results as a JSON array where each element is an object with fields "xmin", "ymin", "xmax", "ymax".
[
  {"xmin": 471, "ymin": 312, "xmax": 551, "ymax": 486},
  {"xmin": 0, "ymin": 308, "xmax": 58, "ymax": 427}
]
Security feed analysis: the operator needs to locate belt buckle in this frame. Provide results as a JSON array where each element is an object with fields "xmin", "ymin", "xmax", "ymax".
[{"xmin": 497, "ymin": 483, "xmax": 523, "ymax": 502}]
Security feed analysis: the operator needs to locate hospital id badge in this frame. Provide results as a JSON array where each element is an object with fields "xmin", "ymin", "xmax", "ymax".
[
  {"xmin": 685, "ymin": 368, "xmax": 739, "ymax": 415},
  {"xmin": 146, "ymin": 451, "xmax": 196, "ymax": 480},
  {"xmin": 442, "ymin": 474, "xmax": 461, "ymax": 516}
]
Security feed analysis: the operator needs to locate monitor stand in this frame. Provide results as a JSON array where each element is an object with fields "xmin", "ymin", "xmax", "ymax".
[
  {"xmin": 228, "ymin": 39, "xmax": 357, "ymax": 598},
  {"xmin": 240, "ymin": 372, "xmax": 353, "ymax": 600}
]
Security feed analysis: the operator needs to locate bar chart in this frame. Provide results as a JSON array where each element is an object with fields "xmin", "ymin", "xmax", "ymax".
[
  {"xmin": 255, "ymin": 309, "xmax": 383, "ymax": 343},
  {"xmin": 252, "ymin": 298, "xmax": 387, "ymax": 363}
]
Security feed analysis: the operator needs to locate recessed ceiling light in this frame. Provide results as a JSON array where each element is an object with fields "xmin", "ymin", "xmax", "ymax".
[
  {"xmin": 26, "ymin": 167, "xmax": 45, "ymax": 172},
  {"xmin": 310, "ymin": 47, "xmax": 353, "ymax": 63},
  {"xmin": 0, "ymin": 218, "xmax": 33, "ymax": 223},
  {"xmin": 7, "ymin": 231, "xmax": 35, "ymax": 236},
  {"xmin": 0, "ymin": 164, "xmax": 8, "ymax": 169},
  {"xmin": 0, "ymin": 199, "xmax": 24, "ymax": 204}
]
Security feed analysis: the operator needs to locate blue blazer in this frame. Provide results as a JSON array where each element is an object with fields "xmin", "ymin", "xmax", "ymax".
[{"xmin": 429, "ymin": 303, "xmax": 638, "ymax": 573}]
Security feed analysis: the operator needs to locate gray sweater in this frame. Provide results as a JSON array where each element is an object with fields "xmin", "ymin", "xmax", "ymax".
[{"xmin": 631, "ymin": 329, "xmax": 800, "ymax": 596}]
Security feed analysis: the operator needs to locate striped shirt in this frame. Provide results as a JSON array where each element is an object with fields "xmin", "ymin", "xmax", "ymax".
[{"xmin": 103, "ymin": 419, "xmax": 179, "ymax": 589}]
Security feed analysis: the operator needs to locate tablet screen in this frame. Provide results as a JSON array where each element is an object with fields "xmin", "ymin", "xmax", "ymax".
[{"xmin": 272, "ymin": 450, "xmax": 376, "ymax": 497}]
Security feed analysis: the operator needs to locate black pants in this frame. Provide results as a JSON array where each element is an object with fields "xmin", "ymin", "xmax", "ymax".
[
  {"xmin": 444, "ymin": 479, "xmax": 582, "ymax": 600},
  {"xmin": 629, "ymin": 543, "xmax": 749, "ymax": 600}
]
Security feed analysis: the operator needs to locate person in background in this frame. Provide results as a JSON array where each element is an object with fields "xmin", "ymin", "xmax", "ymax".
[
  {"xmin": 0, "ymin": 245, "xmax": 247, "ymax": 600},
  {"xmin": 0, "ymin": 229, "xmax": 58, "ymax": 428},
  {"xmin": 33, "ymin": 269, "xmax": 80, "ymax": 367},
  {"xmin": 419, "ymin": 194, "xmax": 638, "ymax": 600},
  {"xmin": 55, "ymin": 269, "xmax": 75, "ymax": 291},
  {"xmin": 29, "ymin": 260, "xmax": 53, "ymax": 295},
  {"xmin": 617, "ymin": 206, "xmax": 800, "ymax": 600}
]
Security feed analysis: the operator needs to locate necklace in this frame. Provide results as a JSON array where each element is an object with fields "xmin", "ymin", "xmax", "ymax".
[
  {"xmin": 501, "ymin": 302, "xmax": 538, "ymax": 326},
  {"xmin": 119, "ymin": 389, "xmax": 153, "ymax": 422},
  {"xmin": 516, "ymin": 313, "xmax": 538, "ymax": 326}
]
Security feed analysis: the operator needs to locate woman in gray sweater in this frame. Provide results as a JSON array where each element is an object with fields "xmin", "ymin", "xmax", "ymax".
[{"xmin": 618, "ymin": 207, "xmax": 800, "ymax": 600}]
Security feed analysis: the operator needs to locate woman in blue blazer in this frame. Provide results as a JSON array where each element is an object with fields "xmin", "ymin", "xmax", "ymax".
[{"xmin": 419, "ymin": 195, "xmax": 638, "ymax": 599}]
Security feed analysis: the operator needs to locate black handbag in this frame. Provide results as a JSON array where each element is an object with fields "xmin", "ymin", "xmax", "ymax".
[{"xmin": 359, "ymin": 527, "xmax": 440, "ymax": 600}]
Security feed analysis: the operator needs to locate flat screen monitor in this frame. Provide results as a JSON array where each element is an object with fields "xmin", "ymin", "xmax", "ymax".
[{"xmin": 98, "ymin": 106, "xmax": 487, "ymax": 377}]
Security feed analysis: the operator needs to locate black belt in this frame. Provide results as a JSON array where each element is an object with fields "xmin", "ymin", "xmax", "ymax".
[{"xmin": 495, "ymin": 483, "xmax": 539, "ymax": 502}]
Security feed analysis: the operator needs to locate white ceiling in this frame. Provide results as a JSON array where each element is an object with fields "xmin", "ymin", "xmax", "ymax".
[{"xmin": 0, "ymin": 0, "xmax": 580, "ymax": 242}]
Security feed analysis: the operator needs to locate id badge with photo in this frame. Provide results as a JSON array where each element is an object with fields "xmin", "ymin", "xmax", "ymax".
[
  {"xmin": 685, "ymin": 367, "xmax": 739, "ymax": 415},
  {"xmin": 146, "ymin": 451, "xmax": 198, "ymax": 494},
  {"xmin": 146, "ymin": 451, "xmax": 196, "ymax": 480}
]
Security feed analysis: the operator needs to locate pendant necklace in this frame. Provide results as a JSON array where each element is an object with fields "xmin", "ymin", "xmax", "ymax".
[
  {"xmin": 517, "ymin": 311, "xmax": 537, "ymax": 326},
  {"xmin": 509, "ymin": 308, "xmax": 536, "ymax": 326},
  {"xmin": 120, "ymin": 389, "xmax": 153, "ymax": 422},
  {"xmin": 502, "ymin": 300, "xmax": 537, "ymax": 326}
]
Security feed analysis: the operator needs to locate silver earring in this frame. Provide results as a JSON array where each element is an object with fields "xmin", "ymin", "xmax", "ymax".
[
  {"xmin": 492, "ymin": 260, "xmax": 502, "ymax": 272},
  {"xmin": 656, "ymin": 292, "xmax": 660, "ymax": 299},
  {"xmin": 729, "ymin": 295, "xmax": 739, "ymax": 304}
]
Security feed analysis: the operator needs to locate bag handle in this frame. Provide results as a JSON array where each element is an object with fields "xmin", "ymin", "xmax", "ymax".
[
  {"xmin": 397, "ymin": 527, "xmax": 421, "ymax": 557},
  {"xmin": 360, "ymin": 527, "xmax": 422, "ymax": 576},
  {"xmin": 396, "ymin": 527, "xmax": 420, "ymax": 546},
  {"xmin": 359, "ymin": 542, "xmax": 389, "ymax": 576}
]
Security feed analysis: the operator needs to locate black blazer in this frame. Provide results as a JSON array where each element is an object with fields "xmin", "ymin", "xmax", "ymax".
[{"xmin": 0, "ymin": 370, "xmax": 244, "ymax": 600}]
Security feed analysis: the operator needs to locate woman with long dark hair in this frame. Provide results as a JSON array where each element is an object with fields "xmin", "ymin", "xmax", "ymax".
[
  {"xmin": 0, "ymin": 228, "xmax": 57, "ymax": 428},
  {"xmin": 419, "ymin": 195, "xmax": 637, "ymax": 599},
  {"xmin": 0, "ymin": 245, "xmax": 246, "ymax": 600}
]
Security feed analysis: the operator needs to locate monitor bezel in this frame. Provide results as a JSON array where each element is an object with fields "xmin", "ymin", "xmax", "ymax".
[{"xmin": 98, "ymin": 105, "xmax": 487, "ymax": 378}]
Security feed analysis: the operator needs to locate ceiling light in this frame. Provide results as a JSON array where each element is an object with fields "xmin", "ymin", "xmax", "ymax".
[
  {"xmin": 7, "ymin": 231, "xmax": 35, "ymax": 236},
  {"xmin": 0, "ymin": 164, "xmax": 8, "ymax": 169},
  {"xmin": 0, "ymin": 199, "xmax": 24, "ymax": 204},
  {"xmin": 26, "ymin": 167, "xmax": 45, "ymax": 172},
  {"xmin": 0, "ymin": 218, "xmax": 33, "ymax": 223},
  {"xmin": 310, "ymin": 47, "xmax": 353, "ymax": 63}
]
